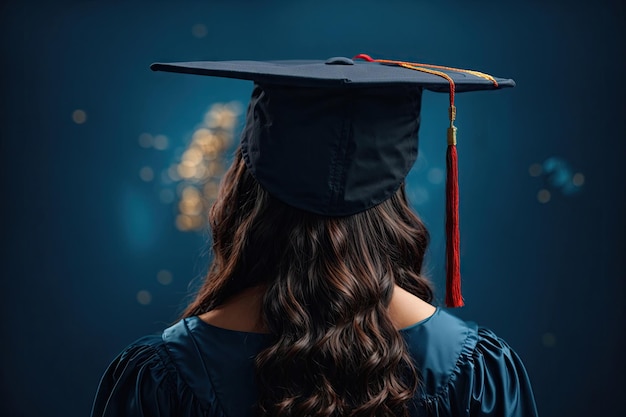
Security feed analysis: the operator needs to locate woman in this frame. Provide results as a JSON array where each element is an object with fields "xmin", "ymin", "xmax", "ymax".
[{"xmin": 92, "ymin": 56, "xmax": 538, "ymax": 416}]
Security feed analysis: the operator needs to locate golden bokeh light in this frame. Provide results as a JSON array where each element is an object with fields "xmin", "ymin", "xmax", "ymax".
[
  {"xmin": 192, "ymin": 165, "xmax": 208, "ymax": 180},
  {"xmin": 537, "ymin": 189, "xmax": 551, "ymax": 204},
  {"xmin": 157, "ymin": 270, "xmax": 173, "ymax": 285},
  {"xmin": 203, "ymin": 181, "xmax": 220, "ymax": 200},
  {"xmin": 136, "ymin": 290, "xmax": 152, "ymax": 305},
  {"xmin": 183, "ymin": 147, "xmax": 203, "ymax": 165},
  {"xmin": 204, "ymin": 103, "xmax": 240, "ymax": 129},
  {"xmin": 179, "ymin": 196, "xmax": 203, "ymax": 216},
  {"xmin": 177, "ymin": 162, "xmax": 197, "ymax": 179},
  {"xmin": 137, "ymin": 101, "xmax": 242, "ymax": 232},
  {"xmin": 72, "ymin": 109, "xmax": 87, "ymax": 124},
  {"xmin": 182, "ymin": 186, "xmax": 201, "ymax": 200},
  {"xmin": 176, "ymin": 214, "xmax": 203, "ymax": 231},
  {"xmin": 140, "ymin": 101, "xmax": 239, "ymax": 230},
  {"xmin": 572, "ymin": 173, "xmax": 585, "ymax": 187},
  {"xmin": 528, "ymin": 163, "xmax": 542, "ymax": 177},
  {"xmin": 176, "ymin": 214, "xmax": 193, "ymax": 231}
]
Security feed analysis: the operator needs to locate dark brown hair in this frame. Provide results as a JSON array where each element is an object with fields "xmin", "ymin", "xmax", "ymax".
[{"xmin": 183, "ymin": 147, "xmax": 433, "ymax": 417}]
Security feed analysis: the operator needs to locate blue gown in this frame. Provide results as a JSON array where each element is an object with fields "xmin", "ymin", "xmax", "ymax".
[{"xmin": 91, "ymin": 309, "xmax": 538, "ymax": 416}]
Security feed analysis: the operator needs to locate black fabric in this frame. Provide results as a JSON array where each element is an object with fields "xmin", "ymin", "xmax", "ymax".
[
  {"xmin": 241, "ymin": 84, "xmax": 421, "ymax": 215},
  {"xmin": 150, "ymin": 57, "xmax": 514, "ymax": 215},
  {"xmin": 150, "ymin": 59, "xmax": 515, "ymax": 92}
]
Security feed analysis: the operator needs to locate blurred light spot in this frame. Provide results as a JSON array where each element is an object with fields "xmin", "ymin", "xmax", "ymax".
[
  {"xmin": 408, "ymin": 186, "xmax": 429, "ymax": 206},
  {"xmin": 537, "ymin": 189, "xmax": 551, "ymax": 204},
  {"xmin": 183, "ymin": 148, "xmax": 203, "ymax": 165},
  {"xmin": 168, "ymin": 165, "xmax": 181, "ymax": 181},
  {"xmin": 139, "ymin": 166, "xmax": 154, "ymax": 182},
  {"xmin": 176, "ymin": 182, "xmax": 189, "ymax": 196},
  {"xmin": 176, "ymin": 214, "xmax": 194, "ymax": 231},
  {"xmin": 72, "ymin": 109, "xmax": 87, "ymax": 124},
  {"xmin": 137, "ymin": 290, "xmax": 152, "ymax": 305},
  {"xmin": 541, "ymin": 156, "xmax": 583, "ymax": 195},
  {"xmin": 167, "ymin": 101, "xmax": 239, "ymax": 232},
  {"xmin": 178, "ymin": 163, "xmax": 197, "ymax": 179},
  {"xmin": 157, "ymin": 270, "xmax": 173, "ymax": 285},
  {"xmin": 542, "ymin": 332, "xmax": 557, "ymax": 347},
  {"xmin": 205, "ymin": 103, "xmax": 239, "ymax": 129},
  {"xmin": 192, "ymin": 23, "xmax": 208, "ymax": 38},
  {"xmin": 159, "ymin": 189, "xmax": 175, "ymax": 204},
  {"xmin": 193, "ymin": 164, "xmax": 208, "ymax": 180},
  {"xmin": 153, "ymin": 134, "xmax": 169, "ymax": 150},
  {"xmin": 427, "ymin": 167, "xmax": 444, "ymax": 185},
  {"xmin": 178, "ymin": 212, "xmax": 204, "ymax": 230},
  {"xmin": 528, "ymin": 163, "xmax": 542, "ymax": 177},
  {"xmin": 182, "ymin": 186, "xmax": 201, "ymax": 199},
  {"xmin": 138, "ymin": 133, "xmax": 154, "ymax": 148},
  {"xmin": 203, "ymin": 181, "xmax": 219, "ymax": 200},
  {"xmin": 179, "ymin": 199, "xmax": 203, "ymax": 216},
  {"xmin": 160, "ymin": 170, "xmax": 173, "ymax": 184},
  {"xmin": 572, "ymin": 172, "xmax": 585, "ymax": 187},
  {"xmin": 413, "ymin": 152, "xmax": 428, "ymax": 172},
  {"xmin": 179, "ymin": 186, "xmax": 204, "ymax": 216}
]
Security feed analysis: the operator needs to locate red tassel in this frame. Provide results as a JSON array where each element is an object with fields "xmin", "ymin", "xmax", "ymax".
[
  {"xmin": 445, "ymin": 129, "xmax": 463, "ymax": 307},
  {"xmin": 353, "ymin": 53, "xmax": 465, "ymax": 306}
]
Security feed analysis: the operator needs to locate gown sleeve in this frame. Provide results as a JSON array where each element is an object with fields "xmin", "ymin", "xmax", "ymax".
[
  {"xmin": 91, "ymin": 336, "xmax": 201, "ymax": 417},
  {"xmin": 445, "ymin": 328, "xmax": 539, "ymax": 417}
]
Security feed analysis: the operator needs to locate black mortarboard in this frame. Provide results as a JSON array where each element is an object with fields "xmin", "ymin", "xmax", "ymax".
[{"xmin": 150, "ymin": 54, "xmax": 515, "ymax": 307}]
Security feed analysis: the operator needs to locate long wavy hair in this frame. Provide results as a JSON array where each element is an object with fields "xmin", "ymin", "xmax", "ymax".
[{"xmin": 183, "ymin": 147, "xmax": 433, "ymax": 417}]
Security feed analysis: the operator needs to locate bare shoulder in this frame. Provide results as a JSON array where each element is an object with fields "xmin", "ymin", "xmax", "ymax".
[{"xmin": 388, "ymin": 285, "xmax": 436, "ymax": 330}]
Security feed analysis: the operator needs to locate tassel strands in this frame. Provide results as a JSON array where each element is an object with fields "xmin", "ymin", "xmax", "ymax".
[
  {"xmin": 445, "ymin": 110, "xmax": 463, "ymax": 307},
  {"xmin": 353, "ymin": 53, "xmax": 482, "ymax": 307}
]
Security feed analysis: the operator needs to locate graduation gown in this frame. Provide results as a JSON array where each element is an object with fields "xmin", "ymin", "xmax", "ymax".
[{"xmin": 91, "ymin": 309, "xmax": 538, "ymax": 417}]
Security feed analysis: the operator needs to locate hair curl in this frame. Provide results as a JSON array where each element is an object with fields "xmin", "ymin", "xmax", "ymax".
[{"xmin": 183, "ymin": 147, "xmax": 433, "ymax": 417}]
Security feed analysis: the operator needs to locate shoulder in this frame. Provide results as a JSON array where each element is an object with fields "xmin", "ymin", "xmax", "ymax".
[
  {"xmin": 402, "ymin": 308, "xmax": 477, "ymax": 395},
  {"xmin": 91, "ymin": 319, "xmax": 224, "ymax": 417},
  {"xmin": 402, "ymin": 309, "xmax": 538, "ymax": 416}
]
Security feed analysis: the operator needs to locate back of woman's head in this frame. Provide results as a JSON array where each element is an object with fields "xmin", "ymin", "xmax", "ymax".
[{"xmin": 184, "ymin": 147, "xmax": 433, "ymax": 417}]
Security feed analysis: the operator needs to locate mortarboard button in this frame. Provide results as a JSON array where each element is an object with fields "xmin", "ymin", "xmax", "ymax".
[{"xmin": 325, "ymin": 57, "xmax": 354, "ymax": 65}]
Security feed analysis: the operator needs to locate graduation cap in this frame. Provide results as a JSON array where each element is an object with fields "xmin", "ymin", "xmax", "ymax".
[{"xmin": 150, "ymin": 54, "xmax": 515, "ymax": 307}]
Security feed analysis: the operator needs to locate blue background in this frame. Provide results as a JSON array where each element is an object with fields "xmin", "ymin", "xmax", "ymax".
[{"xmin": 1, "ymin": 0, "xmax": 624, "ymax": 416}]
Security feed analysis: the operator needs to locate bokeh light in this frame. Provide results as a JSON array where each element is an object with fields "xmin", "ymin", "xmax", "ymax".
[
  {"xmin": 427, "ymin": 167, "xmax": 445, "ymax": 185},
  {"xmin": 136, "ymin": 290, "xmax": 152, "ymax": 305},
  {"xmin": 139, "ymin": 166, "xmax": 154, "ymax": 182},
  {"xmin": 159, "ymin": 189, "xmax": 175, "ymax": 204},
  {"xmin": 151, "ymin": 102, "xmax": 242, "ymax": 231},
  {"xmin": 156, "ymin": 270, "xmax": 173, "ymax": 285},
  {"xmin": 572, "ymin": 173, "xmax": 585, "ymax": 186},
  {"xmin": 531, "ymin": 157, "xmax": 584, "ymax": 200},
  {"xmin": 528, "ymin": 163, "xmax": 542, "ymax": 177},
  {"xmin": 407, "ymin": 186, "xmax": 430, "ymax": 206},
  {"xmin": 138, "ymin": 133, "xmax": 153, "ymax": 148},
  {"xmin": 542, "ymin": 332, "xmax": 557, "ymax": 348},
  {"xmin": 72, "ymin": 109, "xmax": 87, "ymax": 124},
  {"xmin": 191, "ymin": 23, "xmax": 208, "ymax": 38},
  {"xmin": 153, "ymin": 134, "xmax": 169, "ymax": 150},
  {"xmin": 537, "ymin": 189, "xmax": 551, "ymax": 204}
]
